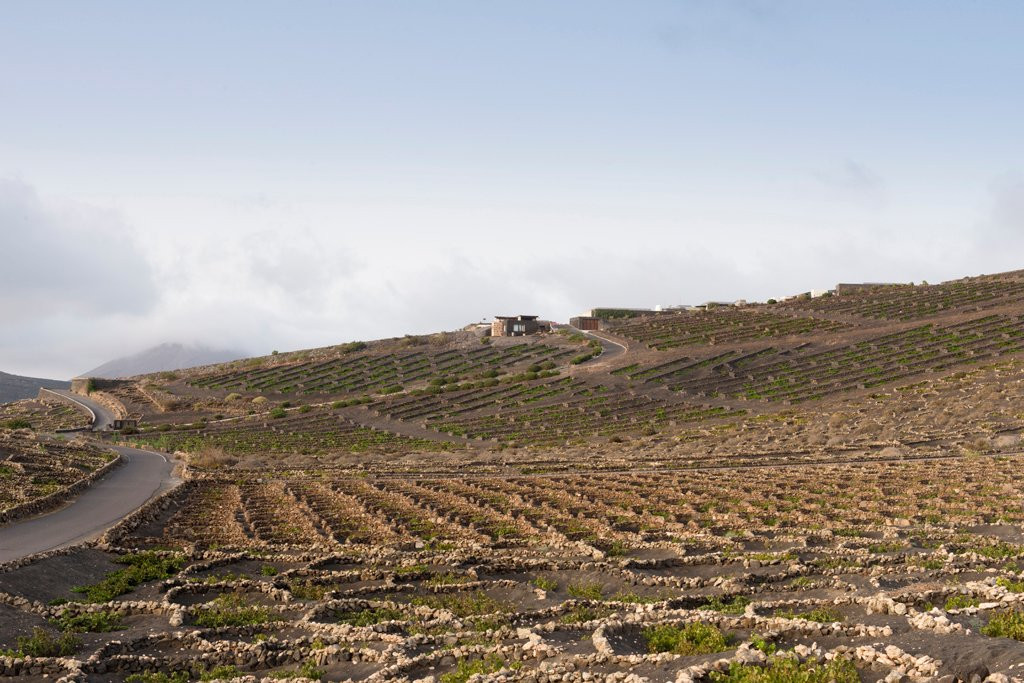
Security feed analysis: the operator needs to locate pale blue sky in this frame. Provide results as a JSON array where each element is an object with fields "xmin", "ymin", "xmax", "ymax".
[{"xmin": 2, "ymin": 2, "xmax": 1024, "ymax": 377}]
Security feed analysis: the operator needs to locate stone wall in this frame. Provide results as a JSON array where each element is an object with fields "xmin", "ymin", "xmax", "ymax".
[
  {"xmin": 0, "ymin": 450, "xmax": 122, "ymax": 526},
  {"xmin": 37, "ymin": 388, "xmax": 95, "ymax": 430}
]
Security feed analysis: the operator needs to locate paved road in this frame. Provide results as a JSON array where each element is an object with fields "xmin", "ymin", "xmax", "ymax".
[
  {"xmin": 0, "ymin": 445, "xmax": 175, "ymax": 563},
  {"xmin": 44, "ymin": 388, "xmax": 117, "ymax": 430},
  {"xmin": 557, "ymin": 324, "xmax": 628, "ymax": 363}
]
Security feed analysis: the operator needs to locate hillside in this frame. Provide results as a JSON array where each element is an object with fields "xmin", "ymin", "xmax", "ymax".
[
  {"xmin": 82, "ymin": 342, "xmax": 246, "ymax": 379},
  {"xmin": 0, "ymin": 371, "xmax": 69, "ymax": 403},
  {"xmin": 100, "ymin": 270, "xmax": 1024, "ymax": 465},
  {"xmin": 9, "ymin": 270, "xmax": 1024, "ymax": 680}
]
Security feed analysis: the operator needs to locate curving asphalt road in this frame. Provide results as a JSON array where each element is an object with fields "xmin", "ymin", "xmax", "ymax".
[
  {"xmin": 558, "ymin": 324, "xmax": 628, "ymax": 363},
  {"xmin": 0, "ymin": 445, "xmax": 175, "ymax": 563},
  {"xmin": 45, "ymin": 388, "xmax": 117, "ymax": 431},
  {"xmin": 0, "ymin": 390, "xmax": 177, "ymax": 563}
]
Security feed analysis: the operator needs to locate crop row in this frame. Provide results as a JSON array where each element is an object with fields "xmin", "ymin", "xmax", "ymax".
[
  {"xmin": 371, "ymin": 377, "xmax": 589, "ymax": 423},
  {"xmin": 0, "ymin": 399, "xmax": 91, "ymax": 432},
  {"xmin": 780, "ymin": 277, "xmax": 1024, "ymax": 321},
  {"xmin": 0, "ymin": 432, "xmax": 115, "ymax": 515},
  {"xmin": 429, "ymin": 395, "xmax": 744, "ymax": 445},
  {"xmin": 626, "ymin": 315, "xmax": 1024, "ymax": 403},
  {"xmin": 607, "ymin": 309, "xmax": 850, "ymax": 350},
  {"xmin": 369, "ymin": 375, "xmax": 745, "ymax": 445},
  {"xmin": 129, "ymin": 407, "xmax": 458, "ymax": 455},
  {"xmin": 127, "ymin": 455, "xmax": 1024, "ymax": 554},
  {"xmin": 187, "ymin": 342, "xmax": 574, "ymax": 396}
]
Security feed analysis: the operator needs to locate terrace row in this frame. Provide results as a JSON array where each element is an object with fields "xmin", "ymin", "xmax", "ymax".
[
  {"xmin": 0, "ymin": 432, "xmax": 115, "ymax": 517},
  {"xmin": 129, "ymin": 406, "xmax": 459, "ymax": 455},
  {"xmin": 607, "ymin": 309, "xmax": 851, "ymax": 350},
  {"xmin": 188, "ymin": 342, "xmax": 574, "ymax": 397},
  {"xmin": 124, "ymin": 456, "xmax": 1024, "ymax": 553},
  {"xmin": 779, "ymin": 277, "xmax": 1024, "ymax": 321},
  {"xmin": 619, "ymin": 315, "xmax": 1024, "ymax": 403},
  {"xmin": 369, "ymin": 376, "xmax": 745, "ymax": 446}
]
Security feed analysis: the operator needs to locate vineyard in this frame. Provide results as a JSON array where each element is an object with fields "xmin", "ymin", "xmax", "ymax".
[
  {"xmin": 130, "ymin": 406, "xmax": 460, "ymax": 456},
  {"xmin": 778, "ymin": 276, "xmax": 1024, "ymax": 321},
  {"xmin": 188, "ymin": 341, "xmax": 578, "ymax": 397},
  {"xmin": 8, "ymin": 270, "xmax": 1024, "ymax": 680},
  {"xmin": 617, "ymin": 315, "xmax": 1024, "ymax": 403},
  {"xmin": 118, "ymin": 458, "xmax": 1024, "ymax": 554},
  {"xmin": 606, "ymin": 309, "xmax": 851, "ymax": 350},
  {"xmin": 370, "ymin": 377, "xmax": 745, "ymax": 446},
  {"xmin": 0, "ymin": 398, "xmax": 91, "ymax": 433},
  {"xmin": 3, "ymin": 457, "xmax": 1024, "ymax": 680},
  {"xmin": 0, "ymin": 431, "xmax": 116, "ymax": 522}
]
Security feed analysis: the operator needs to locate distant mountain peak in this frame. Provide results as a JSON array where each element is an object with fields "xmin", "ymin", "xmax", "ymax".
[
  {"xmin": 82, "ymin": 343, "xmax": 247, "ymax": 379},
  {"xmin": 0, "ymin": 371, "xmax": 69, "ymax": 403}
]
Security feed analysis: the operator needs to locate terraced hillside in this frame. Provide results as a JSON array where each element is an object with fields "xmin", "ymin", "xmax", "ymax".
[
  {"xmin": 778, "ymin": 275, "xmax": 1024, "ymax": 320},
  {"xmin": 8, "ymin": 271, "xmax": 1024, "ymax": 680},
  {"xmin": 187, "ymin": 338, "xmax": 579, "ymax": 397},
  {"xmin": 608, "ymin": 309, "xmax": 852, "ymax": 350},
  {"xmin": 0, "ymin": 397, "xmax": 92, "ymax": 432},
  {"xmin": 5, "ymin": 456, "xmax": 1024, "ymax": 680},
  {"xmin": 0, "ymin": 431, "xmax": 117, "ymax": 524}
]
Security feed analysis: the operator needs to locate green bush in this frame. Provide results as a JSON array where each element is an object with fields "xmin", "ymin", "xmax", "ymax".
[
  {"xmin": 336, "ymin": 607, "xmax": 404, "ymax": 626},
  {"xmin": 532, "ymin": 575, "xmax": 558, "ymax": 592},
  {"xmin": 200, "ymin": 666, "xmax": 243, "ymax": 681},
  {"xmin": 440, "ymin": 654, "xmax": 520, "ymax": 683},
  {"xmin": 268, "ymin": 660, "xmax": 324, "ymax": 680},
  {"xmin": 643, "ymin": 622, "xmax": 732, "ymax": 655},
  {"xmin": 53, "ymin": 610, "xmax": 125, "ymax": 632},
  {"xmin": 944, "ymin": 594, "xmax": 981, "ymax": 610},
  {"xmin": 998, "ymin": 577, "xmax": 1024, "ymax": 593},
  {"xmin": 340, "ymin": 341, "xmax": 367, "ymax": 353},
  {"xmin": 982, "ymin": 609, "xmax": 1024, "ymax": 640},
  {"xmin": 72, "ymin": 552, "xmax": 185, "ymax": 603},
  {"xmin": 1, "ymin": 418, "xmax": 32, "ymax": 430},
  {"xmin": 126, "ymin": 673, "xmax": 190, "ymax": 683},
  {"xmin": 0, "ymin": 628, "xmax": 80, "ymax": 658},
  {"xmin": 567, "ymin": 581, "xmax": 603, "ymax": 600},
  {"xmin": 194, "ymin": 593, "xmax": 278, "ymax": 628},
  {"xmin": 409, "ymin": 591, "xmax": 508, "ymax": 617},
  {"xmin": 975, "ymin": 542, "xmax": 1023, "ymax": 559},
  {"xmin": 708, "ymin": 654, "xmax": 859, "ymax": 682},
  {"xmin": 701, "ymin": 595, "xmax": 751, "ymax": 615}
]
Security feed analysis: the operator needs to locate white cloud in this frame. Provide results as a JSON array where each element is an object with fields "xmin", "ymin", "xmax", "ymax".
[
  {"xmin": 0, "ymin": 171, "xmax": 1019, "ymax": 380},
  {"xmin": 0, "ymin": 178, "xmax": 157, "ymax": 321}
]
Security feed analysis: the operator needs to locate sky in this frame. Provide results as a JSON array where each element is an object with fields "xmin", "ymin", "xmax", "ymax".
[{"xmin": 2, "ymin": 1, "xmax": 1024, "ymax": 378}]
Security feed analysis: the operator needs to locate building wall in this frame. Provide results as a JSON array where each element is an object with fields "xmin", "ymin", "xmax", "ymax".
[
  {"xmin": 492, "ymin": 318, "xmax": 540, "ymax": 336},
  {"xmin": 570, "ymin": 316, "xmax": 601, "ymax": 331}
]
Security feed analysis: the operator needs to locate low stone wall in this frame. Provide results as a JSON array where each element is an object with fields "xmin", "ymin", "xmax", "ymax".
[
  {"xmin": 37, "ymin": 388, "xmax": 95, "ymax": 429},
  {"xmin": 99, "ymin": 480, "xmax": 194, "ymax": 546},
  {"xmin": 136, "ymin": 382, "xmax": 180, "ymax": 412},
  {"xmin": 69, "ymin": 378, "xmax": 128, "ymax": 420},
  {"xmin": 89, "ymin": 391, "xmax": 127, "ymax": 420},
  {"xmin": 0, "ymin": 449, "xmax": 122, "ymax": 526},
  {"xmin": 0, "ymin": 544, "xmax": 83, "ymax": 577}
]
